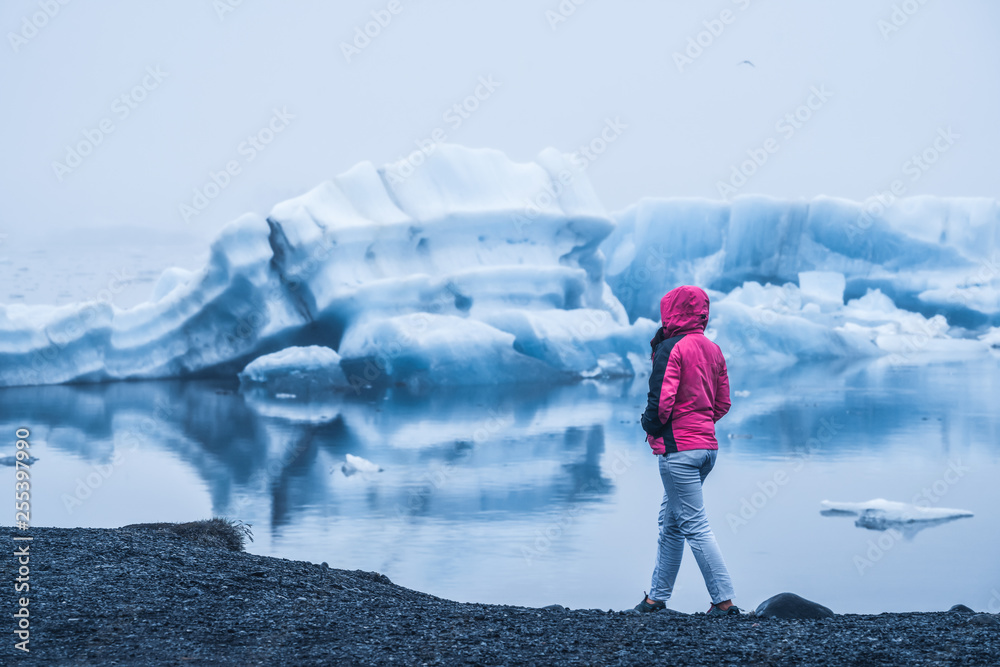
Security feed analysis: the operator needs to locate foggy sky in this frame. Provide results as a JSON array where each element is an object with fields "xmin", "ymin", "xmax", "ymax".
[{"xmin": 2, "ymin": 0, "xmax": 998, "ymax": 246}]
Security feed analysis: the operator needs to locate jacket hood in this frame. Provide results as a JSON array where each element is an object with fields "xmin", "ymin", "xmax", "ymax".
[{"xmin": 659, "ymin": 285, "xmax": 710, "ymax": 337}]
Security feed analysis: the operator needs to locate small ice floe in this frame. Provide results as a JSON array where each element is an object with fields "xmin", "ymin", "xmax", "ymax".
[
  {"xmin": 0, "ymin": 455, "xmax": 38, "ymax": 466},
  {"xmin": 820, "ymin": 498, "xmax": 973, "ymax": 537},
  {"xmin": 340, "ymin": 453, "xmax": 383, "ymax": 477},
  {"xmin": 275, "ymin": 393, "xmax": 297, "ymax": 399},
  {"xmin": 727, "ymin": 433, "xmax": 753, "ymax": 439},
  {"xmin": 733, "ymin": 390, "xmax": 751, "ymax": 398}
]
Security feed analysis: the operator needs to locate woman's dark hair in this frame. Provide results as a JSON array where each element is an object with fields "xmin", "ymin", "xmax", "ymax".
[{"xmin": 649, "ymin": 326, "xmax": 667, "ymax": 359}]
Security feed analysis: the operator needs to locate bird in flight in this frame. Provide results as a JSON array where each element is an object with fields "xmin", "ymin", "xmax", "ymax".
[{"xmin": 737, "ymin": 60, "xmax": 755, "ymax": 67}]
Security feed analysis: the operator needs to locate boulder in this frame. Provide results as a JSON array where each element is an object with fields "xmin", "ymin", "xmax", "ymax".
[
  {"xmin": 755, "ymin": 592, "xmax": 834, "ymax": 620},
  {"xmin": 949, "ymin": 604, "xmax": 975, "ymax": 614},
  {"xmin": 968, "ymin": 614, "xmax": 1000, "ymax": 627}
]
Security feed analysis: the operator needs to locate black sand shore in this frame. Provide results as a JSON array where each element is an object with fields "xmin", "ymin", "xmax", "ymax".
[{"xmin": 5, "ymin": 525, "xmax": 998, "ymax": 666}]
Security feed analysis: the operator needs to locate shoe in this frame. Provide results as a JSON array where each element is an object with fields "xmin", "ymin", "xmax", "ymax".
[
  {"xmin": 706, "ymin": 603, "xmax": 741, "ymax": 616},
  {"xmin": 633, "ymin": 592, "xmax": 666, "ymax": 613}
]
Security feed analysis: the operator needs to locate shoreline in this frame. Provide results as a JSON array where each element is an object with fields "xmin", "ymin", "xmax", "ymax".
[{"xmin": 5, "ymin": 525, "xmax": 998, "ymax": 666}]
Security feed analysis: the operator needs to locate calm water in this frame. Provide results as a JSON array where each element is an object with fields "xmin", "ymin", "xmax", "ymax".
[{"xmin": 2, "ymin": 359, "xmax": 998, "ymax": 614}]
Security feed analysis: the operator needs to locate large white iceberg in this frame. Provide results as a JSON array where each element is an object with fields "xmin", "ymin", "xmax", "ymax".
[{"xmin": 1, "ymin": 145, "xmax": 651, "ymax": 388}]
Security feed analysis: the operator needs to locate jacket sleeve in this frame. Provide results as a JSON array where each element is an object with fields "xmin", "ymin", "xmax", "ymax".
[
  {"xmin": 641, "ymin": 346, "xmax": 682, "ymax": 436},
  {"xmin": 713, "ymin": 356, "xmax": 731, "ymax": 423}
]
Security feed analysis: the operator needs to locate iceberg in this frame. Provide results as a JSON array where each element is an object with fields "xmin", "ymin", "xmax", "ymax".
[
  {"xmin": 604, "ymin": 196, "xmax": 999, "ymax": 324},
  {"xmin": 1, "ymin": 145, "xmax": 650, "ymax": 388}
]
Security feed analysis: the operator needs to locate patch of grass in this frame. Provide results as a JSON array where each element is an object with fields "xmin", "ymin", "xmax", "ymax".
[{"xmin": 121, "ymin": 517, "xmax": 254, "ymax": 552}]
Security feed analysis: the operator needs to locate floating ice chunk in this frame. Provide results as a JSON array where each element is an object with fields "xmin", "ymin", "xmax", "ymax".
[
  {"xmin": 820, "ymin": 498, "xmax": 973, "ymax": 525},
  {"xmin": 733, "ymin": 390, "xmax": 751, "ymax": 398},
  {"xmin": 341, "ymin": 453, "xmax": 383, "ymax": 476},
  {"xmin": 239, "ymin": 346, "xmax": 347, "ymax": 395}
]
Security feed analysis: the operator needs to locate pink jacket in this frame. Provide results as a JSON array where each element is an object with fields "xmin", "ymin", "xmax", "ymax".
[{"xmin": 641, "ymin": 286, "xmax": 731, "ymax": 455}]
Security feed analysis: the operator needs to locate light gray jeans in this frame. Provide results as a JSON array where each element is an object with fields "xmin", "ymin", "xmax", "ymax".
[{"xmin": 649, "ymin": 448, "xmax": 735, "ymax": 604}]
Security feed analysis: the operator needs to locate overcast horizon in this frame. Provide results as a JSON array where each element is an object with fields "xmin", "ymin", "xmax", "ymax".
[{"xmin": 2, "ymin": 0, "xmax": 999, "ymax": 248}]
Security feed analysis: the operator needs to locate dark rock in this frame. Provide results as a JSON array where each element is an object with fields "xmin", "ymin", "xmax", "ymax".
[
  {"xmin": 950, "ymin": 604, "xmax": 976, "ymax": 613},
  {"xmin": 542, "ymin": 604, "xmax": 566, "ymax": 611},
  {"xmin": 755, "ymin": 592, "xmax": 835, "ymax": 619},
  {"xmin": 969, "ymin": 614, "xmax": 1000, "ymax": 627}
]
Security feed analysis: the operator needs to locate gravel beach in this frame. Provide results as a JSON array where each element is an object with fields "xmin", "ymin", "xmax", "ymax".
[{"xmin": 5, "ymin": 525, "xmax": 998, "ymax": 666}]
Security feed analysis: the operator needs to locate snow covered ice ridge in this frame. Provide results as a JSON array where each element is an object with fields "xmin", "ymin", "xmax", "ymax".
[{"xmin": 1, "ymin": 144, "xmax": 998, "ymax": 388}]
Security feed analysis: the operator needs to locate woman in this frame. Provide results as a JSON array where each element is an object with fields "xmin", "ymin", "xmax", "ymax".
[{"xmin": 634, "ymin": 285, "xmax": 739, "ymax": 616}]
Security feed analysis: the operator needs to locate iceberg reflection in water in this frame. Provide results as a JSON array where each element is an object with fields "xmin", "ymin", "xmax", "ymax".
[{"xmin": 1, "ymin": 359, "xmax": 998, "ymax": 614}]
